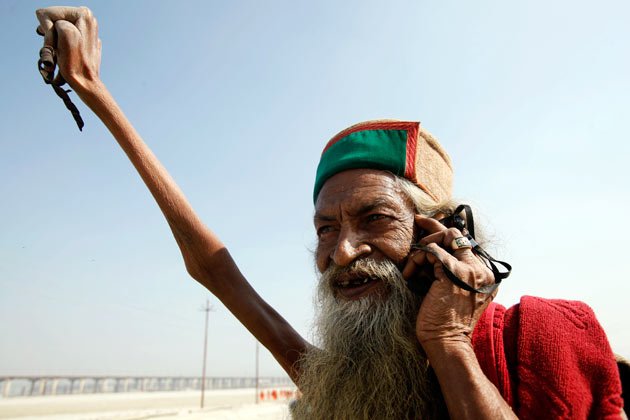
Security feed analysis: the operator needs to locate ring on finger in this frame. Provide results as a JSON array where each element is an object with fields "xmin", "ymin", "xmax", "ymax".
[{"xmin": 451, "ymin": 236, "xmax": 472, "ymax": 251}]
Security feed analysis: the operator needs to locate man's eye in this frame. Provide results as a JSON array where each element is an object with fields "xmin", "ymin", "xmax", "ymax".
[
  {"xmin": 317, "ymin": 226, "xmax": 335, "ymax": 236},
  {"xmin": 367, "ymin": 214, "xmax": 388, "ymax": 222}
]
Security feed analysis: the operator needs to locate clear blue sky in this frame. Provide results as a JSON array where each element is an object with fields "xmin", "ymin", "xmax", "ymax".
[{"xmin": 1, "ymin": 0, "xmax": 629, "ymax": 377}]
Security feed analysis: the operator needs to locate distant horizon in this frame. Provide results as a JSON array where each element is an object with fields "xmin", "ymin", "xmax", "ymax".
[{"xmin": 0, "ymin": 374, "xmax": 293, "ymax": 399}]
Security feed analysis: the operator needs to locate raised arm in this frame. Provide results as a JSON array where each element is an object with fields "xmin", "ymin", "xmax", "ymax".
[{"xmin": 35, "ymin": 6, "xmax": 308, "ymax": 381}]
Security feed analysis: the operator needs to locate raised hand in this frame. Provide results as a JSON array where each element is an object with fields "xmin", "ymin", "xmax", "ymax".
[{"xmin": 36, "ymin": 6, "xmax": 101, "ymax": 94}]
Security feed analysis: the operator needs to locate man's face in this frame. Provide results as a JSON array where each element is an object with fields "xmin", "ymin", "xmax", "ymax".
[
  {"xmin": 296, "ymin": 170, "xmax": 437, "ymax": 418},
  {"xmin": 314, "ymin": 169, "xmax": 416, "ymax": 300}
]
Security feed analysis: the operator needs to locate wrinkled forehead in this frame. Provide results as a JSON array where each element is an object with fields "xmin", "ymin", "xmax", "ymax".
[{"xmin": 314, "ymin": 169, "xmax": 409, "ymax": 215}]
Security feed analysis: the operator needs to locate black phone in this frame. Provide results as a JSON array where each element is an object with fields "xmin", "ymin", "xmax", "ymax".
[{"xmin": 405, "ymin": 207, "xmax": 471, "ymax": 296}]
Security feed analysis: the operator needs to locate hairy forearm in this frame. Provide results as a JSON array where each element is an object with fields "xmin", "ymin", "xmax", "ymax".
[
  {"xmin": 77, "ymin": 81, "xmax": 214, "ymax": 251},
  {"xmin": 77, "ymin": 81, "xmax": 235, "ymax": 293},
  {"xmin": 423, "ymin": 339, "xmax": 517, "ymax": 419}
]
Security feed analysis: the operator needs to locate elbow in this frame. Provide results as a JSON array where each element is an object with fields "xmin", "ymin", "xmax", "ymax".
[
  {"xmin": 182, "ymin": 255, "xmax": 211, "ymax": 283},
  {"xmin": 184, "ymin": 260, "xmax": 202, "ymax": 281},
  {"xmin": 184, "ymin": 258, "xmax": 221, "ymax": 295},
  {"xmin": 180, "ymin": 246, "xmax": 237, "ymax": 294}
]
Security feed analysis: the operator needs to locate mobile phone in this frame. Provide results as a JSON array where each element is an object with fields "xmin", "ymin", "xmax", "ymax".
[{"xmin": 405, "ymin": 210, "xmax": 468, "ymax": 296}]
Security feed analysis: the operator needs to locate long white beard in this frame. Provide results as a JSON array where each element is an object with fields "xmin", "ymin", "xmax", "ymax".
[{"xmin": 292, "ymin": 259, "xmax": 444, "ymax": 419}]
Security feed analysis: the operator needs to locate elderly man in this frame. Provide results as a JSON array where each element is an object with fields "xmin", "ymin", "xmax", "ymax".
[{"xmin": 34, "ymin": 7, "xmax": 624, "ymax": 419}]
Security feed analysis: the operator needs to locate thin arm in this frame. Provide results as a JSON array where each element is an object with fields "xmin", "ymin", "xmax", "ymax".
[{"xmin": 77, "ymin": 81, "xmax": 309, "ymax": 382}]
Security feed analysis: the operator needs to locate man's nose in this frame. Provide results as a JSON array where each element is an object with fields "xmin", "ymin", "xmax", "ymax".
[{"xmin": 331, "ymin": 229, "xmax": 371, "ymax": 267}]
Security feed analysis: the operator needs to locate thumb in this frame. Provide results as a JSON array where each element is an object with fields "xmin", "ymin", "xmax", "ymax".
[
  {"xmin": 51, "ymin": 20, "xmax": 82, "ymax": 86},
  {"xmin": 54, "ymin": 20, "xmax": 82, "ymax": 51}
]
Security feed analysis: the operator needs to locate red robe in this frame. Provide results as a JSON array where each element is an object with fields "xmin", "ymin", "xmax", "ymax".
[{"xmin": 472, "ymin": 296, "xmax": 624, "ymax": 419}]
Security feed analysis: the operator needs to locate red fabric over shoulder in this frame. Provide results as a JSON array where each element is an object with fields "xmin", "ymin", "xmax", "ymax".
[{"xmin": 473, "ymin": 297, "xmax": 624, "ymax": 419}]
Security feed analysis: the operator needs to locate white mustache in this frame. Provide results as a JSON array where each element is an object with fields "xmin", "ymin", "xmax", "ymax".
[{"xmin": 320, "ymin": 258, "xmax": 401, "ymax": 290}]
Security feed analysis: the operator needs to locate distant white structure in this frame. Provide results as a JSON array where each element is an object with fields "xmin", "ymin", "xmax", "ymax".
[{"xmin": 0, "ymin": 376, "xmax": 292, "ymax": 398}]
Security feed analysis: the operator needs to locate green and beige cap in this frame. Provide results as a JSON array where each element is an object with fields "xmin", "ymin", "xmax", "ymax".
[{"xmin": 313, "ymin": 120, "xmax": 453, "ymax": 204}]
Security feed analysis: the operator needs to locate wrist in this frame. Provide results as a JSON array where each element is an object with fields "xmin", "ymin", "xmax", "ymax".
[
  {"xmin": 417, "ymin": 323, "xmax": 473, "ymax": 348},
  {"xmin": 421, "ymin": 335, "xmax": 516, "ymax": 419},
  {"xmin": 420, "ymin": 334, "xmax": 474, "ymax": 360},
  {"xmin": 73, "ymin": 77, "xmax": 106, "ymax": 102},
  {"xmin": 421, "ymin": 338, "xmax": 480, "ymax": 389},
  {"xmin": 73, "ymin": 79, "xmax": 117, "ymax": 120}
]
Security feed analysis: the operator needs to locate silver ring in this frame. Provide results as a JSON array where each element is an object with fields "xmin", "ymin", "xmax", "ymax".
[{"xmin": 451, "ymin": 236, "xmax": 472, "ymax": 251}]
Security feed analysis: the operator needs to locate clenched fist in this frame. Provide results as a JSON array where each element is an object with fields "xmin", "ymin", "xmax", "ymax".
[{"xmin": 36, "ymin": 6, "xmax": 101, "ymax": 94}]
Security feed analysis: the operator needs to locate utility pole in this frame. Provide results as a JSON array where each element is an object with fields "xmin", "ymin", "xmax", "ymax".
[
  {"xmin": 255, "ymin": 340, "xmax": 260, "ymax": 404},
  {"xmin": 200, "ymin": 300, "xmax": 213, "ymax": 409}
]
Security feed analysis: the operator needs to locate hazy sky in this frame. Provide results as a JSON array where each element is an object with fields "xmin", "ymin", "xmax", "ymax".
[{"xmin": 1, "ymin": 0, "xmax": 629, "ymax": 378}]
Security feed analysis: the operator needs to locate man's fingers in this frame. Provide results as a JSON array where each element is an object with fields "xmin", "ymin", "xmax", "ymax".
[
  {"xmin": 42, "ymin": 26, "xmax": 56, "ymax": 48},
  {"xmin": 402, "ymin": 250, "xmax": 427, "ymax": 279},
  {"xmin": 419, "ymin": 228, "xmax": 470, "ymax": 248},
  {"xmin": 54, "ymin": 19, "xmax": 82, "ymax": 54},
  {"xmin": 36, "ymin": 6, "xmax": 84, "ymax": 25},
  {"xmin": 36, "ymin": 6, "xmax": 89, "ymax": 37},
  {"xmin": 44, "ymin": 19, "xmax": 82, "ymax": 86},
  {"xmin": 418, "ymin": 226, "xmax": 474, "ymax": 260},
  {"xmin": 419, "ymin": 243, "xmax": 454, "ymax": 266},
  {"xmin": 403, "ymin": 246, "xmax": 451, "ymax": 278},
  {"xmin": 55, "ymin": 19, "xmax": 82, "ymax": 42},
  {"xmin": 420, "ymin": 243, "xmax": 478, "ymax": 285},
  {"xmin": 35, "ymin": 9, "xmax": 54, "ymax": 37},
  {"xmin": 414, "ymin": 214, "xmax": 447, "ymax": 234},
  {"xmin": 37, "ymin": 26, "xmax": 57, "ymax": 83},
  {"xmin": 38, "ymin": 18, "xmax": 81, "ymax": 84},
  {"xmin": 418, "ymin": 230, "xmax": 444, "ymax": 246}
]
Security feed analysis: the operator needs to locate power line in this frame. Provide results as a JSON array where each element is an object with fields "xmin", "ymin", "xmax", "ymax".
[{"xmin": 199, "ymin": 300, "xmax": 214, "ymax": 409}]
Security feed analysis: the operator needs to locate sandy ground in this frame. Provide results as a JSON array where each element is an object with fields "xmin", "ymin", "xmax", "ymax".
[{"xmin": 0, "ymin": 388, "xmax": 293, "ymax": 420}]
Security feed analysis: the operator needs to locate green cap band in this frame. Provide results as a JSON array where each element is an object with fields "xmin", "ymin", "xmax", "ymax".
[{"xmin": 313, "ymin": 129, "xmax": 407, "ymax": 203}]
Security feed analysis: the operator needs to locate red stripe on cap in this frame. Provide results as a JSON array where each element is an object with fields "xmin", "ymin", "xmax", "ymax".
[{"xmin": 404, "ymin": 122, "xmax": 419, "ymax": 180}]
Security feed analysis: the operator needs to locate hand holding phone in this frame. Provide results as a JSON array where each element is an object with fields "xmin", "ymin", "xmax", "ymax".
[{"xmin": 404, "ymin": 204, "xmax": 511, "ymax": 296}]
